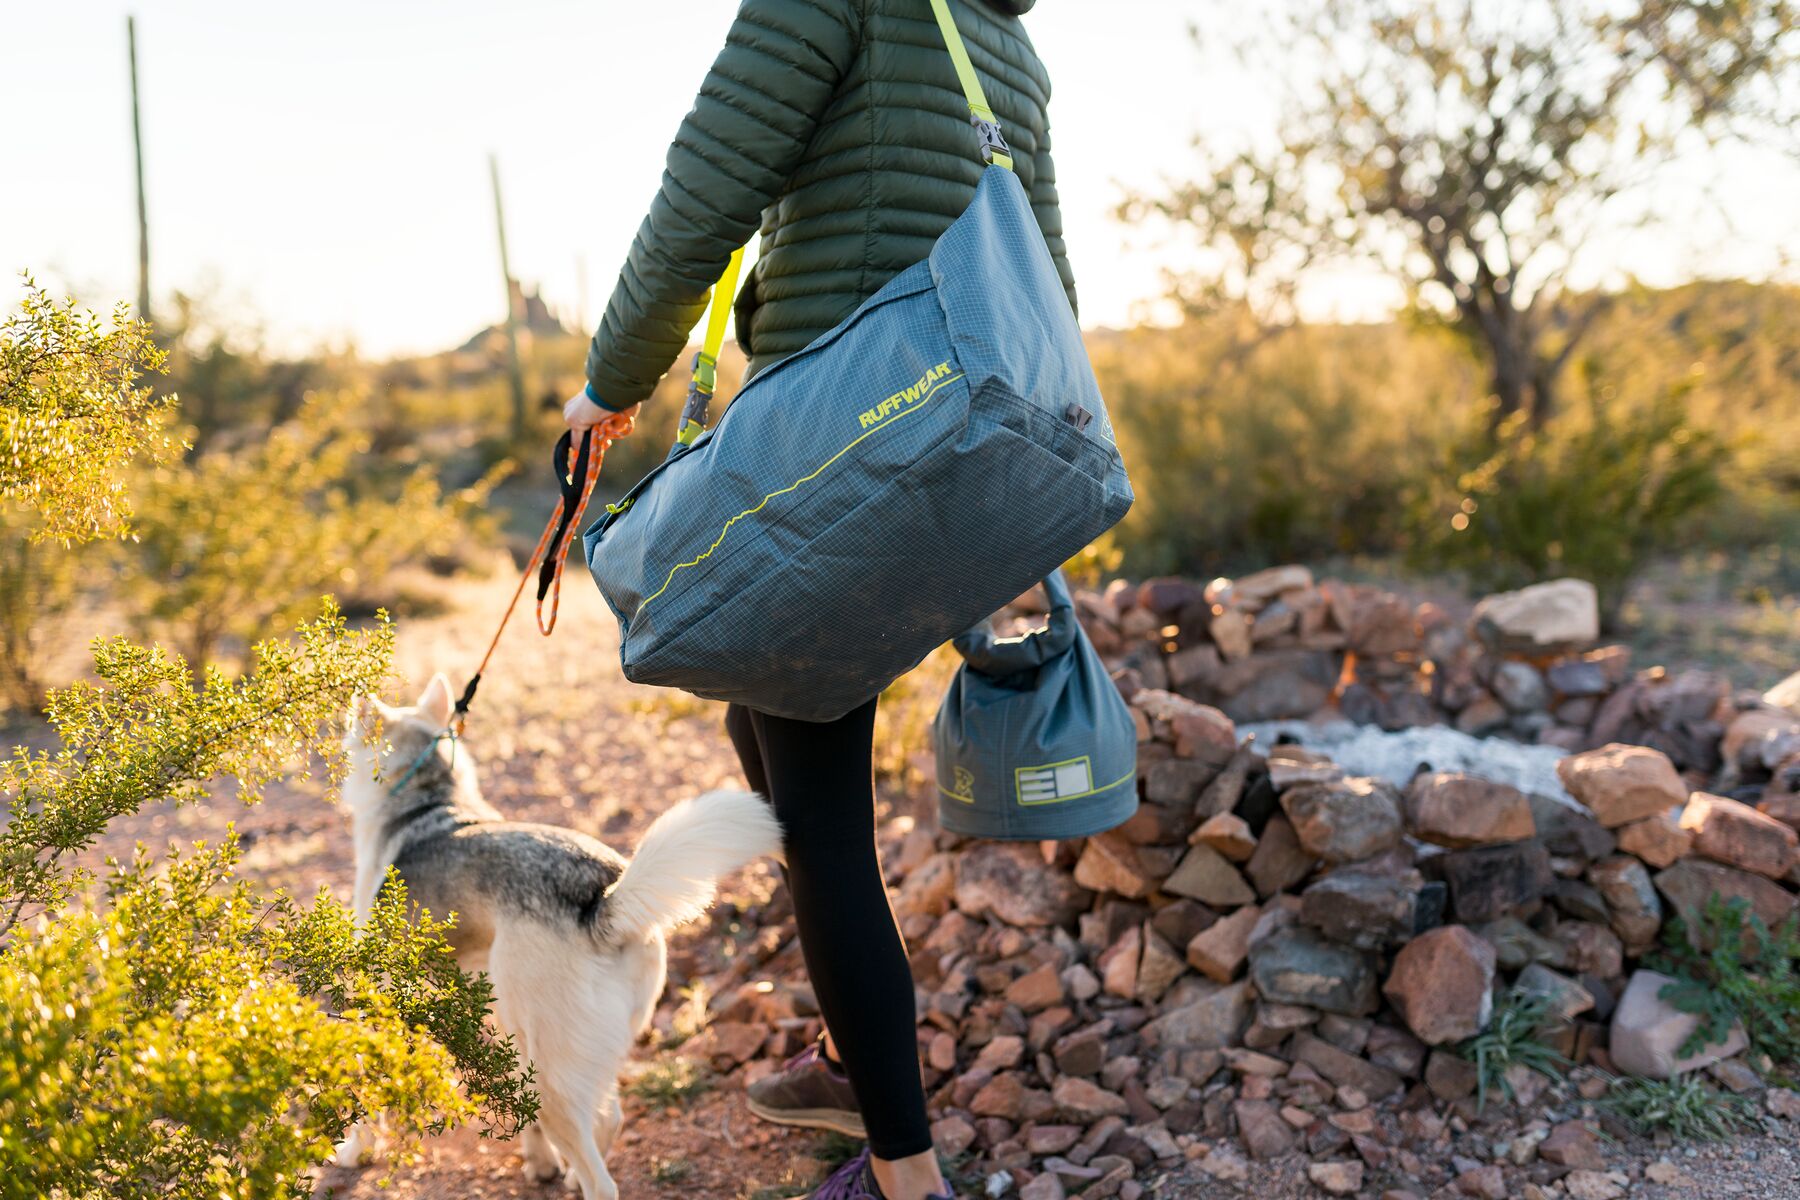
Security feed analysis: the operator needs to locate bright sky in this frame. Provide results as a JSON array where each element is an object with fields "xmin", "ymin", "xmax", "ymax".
[{"xmin": 4, "ymin": 1, "xmax": 1797, "ymax": 358}]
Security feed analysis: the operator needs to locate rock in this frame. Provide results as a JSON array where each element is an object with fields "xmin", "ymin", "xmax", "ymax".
[
  {"xmin": 1769, "ymin": 1088, "xmax": 1800, "ymax": 1120},
  {"xmin": 1555, "ymin": 743, "xmax": 1688, "ymax": 828},
  {"xmin": 1553, "ymin": 921, "xmax": 1623, "ymax": 978},
  {"xmin": 896, "ymin": 851, "xmax": 958, "ymax": 917},
  {"xmin": 1052, "ymin": 1076, "xmax": 1130, "ymax": 1121},
  {"xmin": 1471, "ymin": 579, "xmax": 1600, "ymax": 653},
  {"xmin": 1562, "ymin": 1171, "xmax": 1627, "ymax": 1200},
  {"xmin": 1299, "ymin": 869, "xmax": 1418, "ymax": 951},
  {"xmin": 1405, "ymin": 773, "xmax": 1536, "ymax": 848},
  {"xmin": 1171, "ymin": 704, "xmax": 1238, "ymax": 765},
  {"xmin": 1538, "ymin": 1120, "xmax": 1605, "ymax": 1170},
  {"xmin": 1366, "ymin": 1024, "xmax": 1427, "ymax": 1078},
  {"xmin": 1290, "ymin": 1032, "xmax": 1405, "ymax": 1099},
  {"xmin": 1135, "ymin": 928, "xmax": 1187, "ymax": 1002},
  {"xmin": 1424, "ymin": 1049, "xmax": 1479, "ymax": 1101},
  {"xmin": 1162, "ymin": 845, "xmax": 1256, "ymax": 907},
  {"xmin": 1280, "ymin": 776, "xmax": 1404, "ymax": 864},
  {"xmin": 1655, "ymin": 858, "xmax": 1797, "ymax": 935},
  {"xmin": 1472, "ymin": 916, "xmax": 1567, "ymax": 972},
  {"xmin": 1587, "ymin": 855, "xmax": 1662, "ymax": 949},
  {"xmin": 1610, "ymin": 969, "xmax": 1749, "ymax": 1079},
  {"xmin": 1681, "ymin": 791, "xmax": 1799, "ymax": 879},
  {"xmin": 1551, "ymin": 878, "xmax": 1612, "ymax": 926},
  {"xmin": 1213, "ymin": 649, "xmax": 1341, "ymax": 723},
  {"xmin": 1307, "ymin": 1161, "xmax": 1364, "ymax": 1196},
  {"xmin": 1528, "ymin": 795, "xmax": 1617, "ymax": 863},
  {"xmin": 971, "ymin": 1073, "xmax": 1028, "ymax": 1119},
  {"xmin": 1615, "ymin": 810, "xmax": 1692, "ymax": 869},
  {"xmin": 1249, "ymin": 927, "xmax": 1379, "ymax": 1017},
  {"xmin": 1233, "ymin": 1098, "xmax": 1297, "ymax": 1159},
  {"xmin": 1018, "ymin": 1173, "xmax": 1064, "ymax": 1200},
  {"xmin": 1186, "ymin": 905, "xmax": 1261, "ymax": 983},
  {"xmin": 956, "ymin": 842, "xmax": 1092, "ymax": 927},
  {"xmin": 1074, "ymin": 833, "xmax": 1158, "ymax": 900},
  {"xmin": 1142, "ymin": 759, "xmax": 1216, "ymax": 809},
  {"xmin": 1547, "ymin": 657, "xmax": 1611, "ymax": 697},
  {"xmin": 1245, "ymin": 815, "xmax": 1316, "ymax": 897},
  {"xmin": 1099, "ymin": 926, "xmax": 1142, "ymax": 999},
  {"xmin": 933, "ymin": 1115, "xmax": 978, "ymax": 1157},
  {"xmin": 1141, "ymin": 980, "xmax": 1253, "ymax": 1050},
  {"xmin": 1383, "ymin": 926, "xmax": 1497, "ymax": 1046},
  {"xmin": 1514, "ymin": 963, "xmax": 1594, "ymax": 1021},
  {"xmin": 1191, "ymin": 812, "xmax": 1257, "ymax": 862},
  {"xmin": 1209, "ymin": 607, "xmax": 1253, "ymax": 662},
  {"xmin": 1198, "ymin": 1146, "xmax": 1250, "ymax": 1184},
  {"xmin": 1455, "ymin": 693, "xmax": 1510, "ymax": 736},
  {"xmin": 1492, "ymin": 661, "xmax": 1550, "ymax": 713},
  {"xmin": 1052, "ymin": 1026, "xmax": 1106, "ymax": 1077},
  {"xmin": 1007, "ymin": 963, "xmax": 1066, "ymax": 1012},
  {"xmin": 1431, "ymin": 840, "xmax": 1554, "ymax": 923},
  {"xmin": 1230, "ymin": 565, "xmax": 1315, "ymax": 606},
  {"xmin": 1151, "ymin": 897, "xmax": 1220, "ymax": 949}
]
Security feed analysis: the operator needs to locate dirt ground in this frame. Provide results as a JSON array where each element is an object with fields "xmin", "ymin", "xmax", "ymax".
[{"xmin": 39, "ymin": 553, "xmax": 1800, "ymax": 1200}]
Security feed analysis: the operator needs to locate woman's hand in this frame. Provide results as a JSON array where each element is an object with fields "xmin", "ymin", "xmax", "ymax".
[{"xmin": 563, "ymin": 386, "xmax": 619, "ymax": 431}]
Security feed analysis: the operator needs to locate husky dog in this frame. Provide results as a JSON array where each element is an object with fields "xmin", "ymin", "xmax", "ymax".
[{"xmin": 335, "ymin": 673, "xmax": 781, "ymax": 1200}]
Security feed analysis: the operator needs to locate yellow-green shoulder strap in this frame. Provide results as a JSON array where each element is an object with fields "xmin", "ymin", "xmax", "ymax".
[
  {"xmin": 926, "ymin": 0, "xmax": 1014, "ymax": 170},
  {"xmin": 676, "ymin": 245, "xmax": 745, "ymax": 447}
]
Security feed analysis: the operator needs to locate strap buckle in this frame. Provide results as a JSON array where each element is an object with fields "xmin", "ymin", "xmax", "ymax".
[
  {"xmin": 677, "ymin": 351, "xmax": 717, "ymax": 447},
  {"xmin": 969, "ymin": 111, "xmax": 1011, "ymax": 168}
]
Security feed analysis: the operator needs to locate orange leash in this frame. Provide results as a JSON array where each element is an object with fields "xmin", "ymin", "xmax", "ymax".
[{"xmin": 452, "ymin": 406, "xmax": 639, "ymax": 728}]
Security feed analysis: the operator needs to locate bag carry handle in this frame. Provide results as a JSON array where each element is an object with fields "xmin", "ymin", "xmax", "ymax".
[
  {"xmin": 667, "ymin": 0, "xmax": 1010, "ymax": 451},
  {"xmin": 952, "ymin": 569, "xmax": 1079, "ymax": 681}
]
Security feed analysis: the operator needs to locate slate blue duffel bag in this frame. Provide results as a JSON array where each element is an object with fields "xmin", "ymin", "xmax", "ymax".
[
  {"xmin": 935, "ymin": 570, "xmax": 1139, "ymax": 840},
  {"xmin": 582, "ymin": 0, "xmax": 1133, "ymax": 722}
]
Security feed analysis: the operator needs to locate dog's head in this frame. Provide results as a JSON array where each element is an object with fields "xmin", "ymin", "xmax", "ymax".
[{"xmin": 342, "ymin": 672, "xmax": 461, "ymax": 819}]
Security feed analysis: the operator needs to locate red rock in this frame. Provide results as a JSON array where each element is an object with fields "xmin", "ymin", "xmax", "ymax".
[
  {"xmin": 1539, "ymin": 1119, "xmax": 1606, "ymax": 1170},
  {"xmin": 1383, "ymin": 926, "xmax": 1497, "ymax": 1046},
  {"xmin": 1006, "ymin": 963, "xmax": 1066, "ymax": 1012},
  {"xmin": 1186, "ymin": 905, "xmax": 1261, "ymax": 983},
  {"xmin": 1098, "ymin": 926, "xmax": 1141, "ymax": 999},
  {"xmin": 1587, "ymin": 855, "xmax": 1662, "ymax": 949},
  {"xmin": 1162, "ymin": 844, "xmax": 1256, "ymax": 907},
  {"xmin": 1051, "ymin": 1076, "xmax": 1129, "ymax": 1121},
  {"xmin": 1074, "ymin": 832, "xmax": 1156, "ymax": 899},
  {"xmin": 1556, "ymin": 743, "xmax": 1687, "ymax": 828},
  {"xmin": 1233, "ymin": 1098, "xmax": 1298, "ymax": 1158},
  {"xmin": 1135, "ymin": 926, "xmax": 1187, "ymax": 1002},
  {"xmin": 971, "ymin": 1072, "xmax": 1028, "ymax": 1119},
  {"xmin": 955, "ymin": 842, "xmax": 1091, "ymax": 926},
  {"xmin": 1405, "ymin": 772, "xmax": 1536, "ymax": 848},
  {"xmin": 931, "ymin": 1114, "xmax": 977, "ymax": 1156},
  {"xmin": 1245, "ymin": 815, "xmax": 1317, "ymax": 897},
  {"xmin": 1307, "ymin": 1161, "xmax": 1364, "ymax": 1195},
  {"xmin": 1681, "ymin": 791, "xmax": 1799, "ymax": 879},
  {"xmin": 1210, "ymin": 608, "xmax": 1253, "ymax": 661},
  {"xmin": 1171, "ymin": 704, "xmax": 1238, "ymax": 765},
  {"xmin": 1280, "ymin": 776, "xmax": 1405, "ymax": 864},
  {"xmin": 1615, "ymin": 810, "xmax": 1692, "ymax": 868},
  {"xmin": 1192, "ymin": 812, "xmax": 1257, "ymax": 862},
  {"xmin": 1655, "ymin": 857, "xmax": 1798, "ymax": 934}
]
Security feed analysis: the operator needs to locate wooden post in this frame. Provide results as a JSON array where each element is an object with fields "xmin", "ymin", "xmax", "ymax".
[
  {"xmin": 489, "ymin": 153, "xmax": 526, "ymax": 440},
  {"xmin": 128, "ymin": 15, "xmax": 151, "ymax": 327}
]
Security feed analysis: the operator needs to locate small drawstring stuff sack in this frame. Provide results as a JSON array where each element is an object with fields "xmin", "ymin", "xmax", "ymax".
[{"xmin": 933, "ymin": 571, "xmax": 1138, "ymax": 840}]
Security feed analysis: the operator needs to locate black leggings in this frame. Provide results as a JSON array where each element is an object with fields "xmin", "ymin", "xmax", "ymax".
[{"xmin": 725, "ymin": 699, "xmax": 932, "ymax": 1161}]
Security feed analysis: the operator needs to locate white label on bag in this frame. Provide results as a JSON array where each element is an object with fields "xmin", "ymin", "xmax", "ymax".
[{"xmin": 1016, "ymin": 757, "xmax": 1094, "ymax": 806}]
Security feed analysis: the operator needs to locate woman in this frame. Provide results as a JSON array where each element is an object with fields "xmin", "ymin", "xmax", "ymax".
[{"xmin": 564, "ymin": 2, "xmax": 1074, "ymax": 1197}]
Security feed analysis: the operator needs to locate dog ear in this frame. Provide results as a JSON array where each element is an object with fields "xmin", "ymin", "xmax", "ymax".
[{"xmin": 417, "ymin": 673, "xmax": 455, "ymax": 729}]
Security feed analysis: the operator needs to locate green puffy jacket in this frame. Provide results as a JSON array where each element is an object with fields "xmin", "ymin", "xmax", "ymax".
[{"xmin": 585, "ymin": 0, "xmax": 1072, "ymax": 408}]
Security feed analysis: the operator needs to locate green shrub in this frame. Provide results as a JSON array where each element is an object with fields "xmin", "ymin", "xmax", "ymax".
[
  {"xmin": 0, "ymin": 275, "xmax": 179, "ymax": 545},
  {"xmin": 123, "ymin": 391, "xmax": 502, "ymax": 675},
  {"xmin": 1600, "ymin": 1075, "xmax": 1757, "ymax": 1140},
  {"xmin": 1651, "ymin": 892, "xmax": 1800, "ymax": 1064},
  {"xmin": 1456, "ymin": 987, "xmax": 1570, "ymax": 1109},
  {"xmin": 1409, "ymin": 388, "xmax": 1728, "ymax": 620}
]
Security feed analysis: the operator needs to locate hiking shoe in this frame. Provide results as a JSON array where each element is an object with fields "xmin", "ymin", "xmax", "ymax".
[
  {"xmin": 746, "ymin": 1039, "xmax": 865, "ymax": 1137},
  {"xmin": 797, "ymin": 1147, "xmax": 952, "ymax": 1200}
]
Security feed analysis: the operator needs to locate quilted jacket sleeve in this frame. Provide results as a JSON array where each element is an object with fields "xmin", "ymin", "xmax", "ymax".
[
  {"xmin": 1031, "ymin": 124, "xmax": 1078, "ymax": 320},
  {"xmin": 585, "ymin": 0, "xmax": 862, "ymax": 407}
]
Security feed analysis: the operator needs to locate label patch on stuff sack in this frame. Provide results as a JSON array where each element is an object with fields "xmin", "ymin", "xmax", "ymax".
[
  {"xmin": 1015, "ymin": 757, "xmax": 1094, "ymax": 806},
  {"xmin": 947, "ymin": 766, "xmax": 976, "ymax": 803},
  {"xmin": 858, "ymin": 361, "xmax": 954, "ymax": 429}
]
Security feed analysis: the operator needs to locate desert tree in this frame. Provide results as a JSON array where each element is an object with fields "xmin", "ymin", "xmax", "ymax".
[{"xmin": 1126, "ymin": 0, "xmax": 1799, "ymax": 430}]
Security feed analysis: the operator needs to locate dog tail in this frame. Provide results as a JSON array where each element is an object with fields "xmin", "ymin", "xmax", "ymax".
[{"xmin": 600, "ymin": 789, "xmax": 782, "ymax": 943}]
